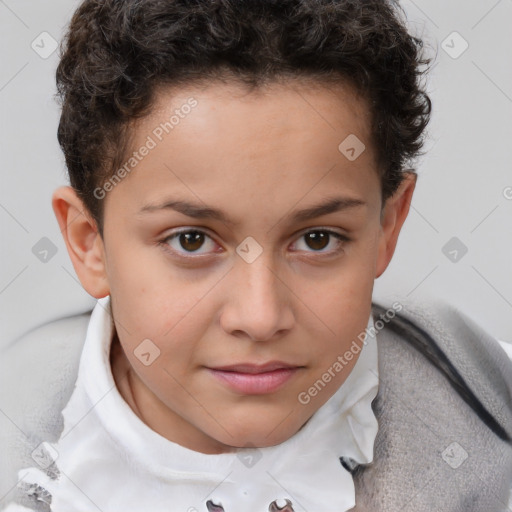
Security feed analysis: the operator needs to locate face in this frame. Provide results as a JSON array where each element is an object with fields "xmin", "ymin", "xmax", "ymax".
[{"xmin": 56, "ymin": 79, "xmax": 414, "ymax": 454}]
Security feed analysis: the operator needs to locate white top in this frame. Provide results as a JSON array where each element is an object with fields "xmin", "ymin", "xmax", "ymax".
[{"xmin": 6, "ymin": 296, "xmax": 382, "ymax": 512}]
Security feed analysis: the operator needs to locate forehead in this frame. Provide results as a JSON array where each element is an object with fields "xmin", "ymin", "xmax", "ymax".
[
  {"xmin": 148, "ymin": 77, "xmax": 373, "ymax": 142},
  {"xmin": 105, "ymin": 78, "xmax": 380, "ymax": 222}
]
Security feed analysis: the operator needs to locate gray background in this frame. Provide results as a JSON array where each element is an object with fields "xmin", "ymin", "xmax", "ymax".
[{"xmin": 1, "ymin": 0, "xmax": 511, "ymax": 347}]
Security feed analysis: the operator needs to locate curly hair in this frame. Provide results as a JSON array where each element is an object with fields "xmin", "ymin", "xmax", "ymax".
[{"xmin": 56, "ymin": 0, "xmax": 432, "ymax": 234}]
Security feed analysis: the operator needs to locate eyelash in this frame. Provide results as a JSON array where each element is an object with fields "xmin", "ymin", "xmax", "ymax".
[{"xmin": 158, "ymin": 227, "xmax": 350, "ymax": 261}]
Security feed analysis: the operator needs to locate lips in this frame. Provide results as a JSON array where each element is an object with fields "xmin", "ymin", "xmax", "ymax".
[
  {"xmin": 211, "ymin": 361, "xmax": 298, "ymax": 374},
  {"xmin": 206, "ymin": 361, "xmax": 302, "ymax": 394}
]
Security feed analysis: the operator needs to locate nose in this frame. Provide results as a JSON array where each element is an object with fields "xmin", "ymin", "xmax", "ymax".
[{"xmin": 219, "ymin": 255, "xmax": 294, "ymax": 342}]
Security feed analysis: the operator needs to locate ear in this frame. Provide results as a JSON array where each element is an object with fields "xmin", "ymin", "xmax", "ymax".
[
  {"xmin": 52, "ymin": 186, "xmax": 110, "ymax": 298},
  {"xmin": 375, "ymin": 172, "xmax": 417, "ymax": 278}
]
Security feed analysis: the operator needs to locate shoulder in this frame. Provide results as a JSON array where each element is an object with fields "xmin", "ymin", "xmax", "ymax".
[
  {"xmin": 0, "ymin": 310, "xmax": 93, "ymax": 423},
  {"xmin": 371, "ymin": 294, "xmax": 512, "ymax": 441},
  {"xmin": 0, "ymin": 309, "xmax": 92, "ymax": 509},
  {"xmin": 356, "ymin": 295, "xmax": 512, "ymax": 510}
]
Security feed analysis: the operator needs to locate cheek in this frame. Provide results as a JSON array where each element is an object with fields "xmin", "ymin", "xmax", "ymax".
[
  {"xmin": 110, "ymin": 276, "xmax": 211, "ymax": 371},
  {"xmin": 310, "ymin": 247, "xmax": 375, "ymax": 307},
  {"xmin": 105, "ymin": 246, "xmax": 173, "ymax": 327},
  {"xmin": 301, "ymin": 257, "xmax": 374, "ymax": 355}
]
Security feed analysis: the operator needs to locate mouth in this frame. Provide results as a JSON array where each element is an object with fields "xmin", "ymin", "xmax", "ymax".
[{"xmin": 206, "ymin": 361, "xmax": 303, "ymax": 395}]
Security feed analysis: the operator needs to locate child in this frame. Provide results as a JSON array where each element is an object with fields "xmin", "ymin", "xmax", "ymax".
[{"xmin": 2, "ymin": 0, "xmax": 512, "ymax": 510}]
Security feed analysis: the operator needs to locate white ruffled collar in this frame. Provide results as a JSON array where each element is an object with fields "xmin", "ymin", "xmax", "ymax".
[{"xmin": 16, "ymin": 296, "xmax": 380, "ymax": 512}]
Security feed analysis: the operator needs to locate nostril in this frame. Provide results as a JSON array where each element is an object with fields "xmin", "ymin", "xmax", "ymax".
[
  {"xmin": 268, "ymin": 498, "xmax": 295, "ymax": 511},
  {"xmin": 206, "ymin": 499, "xmax": 225, "ymax": 511}
]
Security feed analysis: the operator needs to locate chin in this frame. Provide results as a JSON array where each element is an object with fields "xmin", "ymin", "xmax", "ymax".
[{"xmin": 214, "ymin": 422, "xmax": 299, "ymax": 450}]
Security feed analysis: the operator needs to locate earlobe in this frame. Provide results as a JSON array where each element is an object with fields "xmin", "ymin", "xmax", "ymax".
[
  {"xmin": 52, "ymin": 186, "xmax": 110, "ymax": 298},
  {"xmin": 375, "ymin": 172, "xmax": 417, "ymax": 278}
]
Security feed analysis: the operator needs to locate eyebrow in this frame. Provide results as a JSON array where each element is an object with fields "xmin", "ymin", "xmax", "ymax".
[{"xmin": 138, "ymin": 195, "xmax": 366, "ymax": 226}]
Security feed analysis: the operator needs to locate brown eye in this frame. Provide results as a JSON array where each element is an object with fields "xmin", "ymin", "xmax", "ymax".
[
  {"xmin": 162, "ymin": 229, "xmax": 219, "ymax": 257},
  {"xmin": 304, "ymin": 230, "xmax": 329, "ymax": 251},
  {"xmin": 292, "ymin": 229, "xmax": 349, "ymax": 255},
  {"xmin": 178, "ymin": 231, "xmax": 205, "ymax": 252}
]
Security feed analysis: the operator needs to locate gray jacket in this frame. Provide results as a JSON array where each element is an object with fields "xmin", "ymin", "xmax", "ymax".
[{"xmin": 1, "ymin": 296, "xmax": 511, "ymax": 511}]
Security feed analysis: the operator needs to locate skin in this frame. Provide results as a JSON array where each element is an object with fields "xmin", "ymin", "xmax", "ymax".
[{"xmin": 52, "ymin": 79, "xmax": 416, "ymax": 455}]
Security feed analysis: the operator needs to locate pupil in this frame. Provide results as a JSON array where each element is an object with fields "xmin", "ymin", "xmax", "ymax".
[
  {"xmin": 306, "ymin": 231, "xmax": 328, "ymax": 251},
  {"xmin": 180, "ymin": 231, "xmax": 204, "ymax": 252}
]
